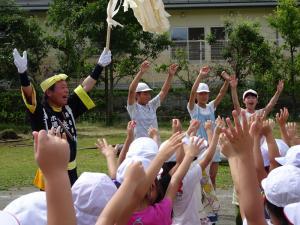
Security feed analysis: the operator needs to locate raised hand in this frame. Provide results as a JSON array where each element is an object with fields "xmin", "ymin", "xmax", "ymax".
[
  {"xmin": 159, "ymin": 132, "xmax": 185, "ymax": 157},
  {"xmin": 148, "ymin": 126, "xmax": 159, "ymax": 140},
  {"xmin": 186, "ymin": 119, "xmax": 200, "ymax": 137},
  {"xmin": 183, "ymin": 136, "xmax": 205, "ymax": 158},
  {"xmin": 204, "ymin": 120, "xmax": 213, "ymax": 132},
  {"xmin": 33, "ymin": 130, "xmax": 69, "ymax": 179},
  {"xmin": 199, "ymin": 66, "xmax": 210, "ymax": 79},
  {"xmin": 168, "ymin": 63, "xmax": 179, "ymax": 76},
  {"xmin": 286, "ymin": 122, "xmax": 298, "ymax": 139},
  {"xmin": 215, "ymin": 115, "xmax": 226, "ymax": 128},
  {"xmin": 220, "ymin": 71, "xmax": 231, "ymax": 81},
  {"xmin": 249, "ymin": 114, "xmax": 263, "ymax": 137},
  {"xmin": 223, "ymin": 110, "xmax": 253, "ymax": 155},
  {"xmin": 229, "ymin": 75, "xmax": 238, "ymax": 88},
  {"xmin": 277, "ymin": 80, "xmax": 284, "ymax": 93},
  {"xmin": 172, "ymin": 118, "xmax": 182, "ymax": 134},
  {"xmin": 140, "ymin": 60, "xmax": 150, "ymax": 73},
  {"xmin": 98, "ymin": 48, "xmax": 112, "ymax": 67},
  {"xmin": 276, "ymin": 107, "xmax": 289, "ymax": 127},
  {"xmin": 261, "ymin": 119, "xmax": 275, "ymax": 136},
  {"xmin": 96, "ymin": 138, "xmax": 116, "ymax": 158},
  {"xmin": 127, "ymin": 120, "xmax": 136, "ymax": 139},
  {"xmin": 13, "ymin": 48, "xmax": 27, "ymax": 73}
]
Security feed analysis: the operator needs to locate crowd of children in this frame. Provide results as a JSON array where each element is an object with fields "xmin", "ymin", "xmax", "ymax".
[{"xmin": 0, "ymin": 51, "xmax": 300, "ymax": 225}]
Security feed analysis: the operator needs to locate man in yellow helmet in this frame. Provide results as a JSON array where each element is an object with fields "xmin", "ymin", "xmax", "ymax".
[{"xmin": 13, "ymin": 48, "xmax": 111, "ymax": 189}]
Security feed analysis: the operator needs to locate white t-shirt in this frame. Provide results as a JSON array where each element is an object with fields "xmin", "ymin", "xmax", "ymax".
[
  {"xmin": 172, "ymin": 162, "xmax": 203, "ymax": 225},
  {"xmin": 127, "ymin": 95, "xmax": 161, "ymax": 139}
]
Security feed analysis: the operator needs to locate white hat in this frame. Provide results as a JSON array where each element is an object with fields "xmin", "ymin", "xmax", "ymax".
[
  {"xmin": 116, "ymin": 137, "xmax": 158, "ymax": 183},
  {"xmin": 4, "ymin": 192, "xmax": 47, "ymax": 225},
  {"xmin": 260, "ymin": 139, "xmax": 289, "ymax": 167},
  {"xmin": 276, "ymin": 145, "xmax": 300, "ymax": 167},
  {"xmin": 136, "ymin": 82, "xmax": 152, "ymax": 92},
  {"xmin": 261, "ymin": 165, "xmax": 300, "ymax": 207},
  {"xmin": 116, "ymin": 157, "xmax": 150, "ymax": 183},
  {"xmin": 0, "ymin": 211, "xmax": 19, "ymax": 225},
  {"xmin": 196, "ymin": 83, "xmax": 210, "ymax": 93},
  {"xmin": 72, "ymin": 172, "xmax": 117, "ymax": 225},
  {"xmin": 243, "ymin": 89, "xmax": 258, "ymax": 99},
  {"xmin": 284, "ymin": 202, "xmax": 300, "ymax": 225}
]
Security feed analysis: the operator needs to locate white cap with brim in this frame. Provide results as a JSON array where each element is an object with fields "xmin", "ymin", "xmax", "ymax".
[
  {"xmin": 196, "ymin": 83, "xmax": 210, "ymax": 93},
  {"xmin": 0, "ymin": 211, "xmax": 19, "ymax": 225},
  {"xmin": 136, "ymin": 82, "xmax": 152, "ymax": 92},
  {"xmin": 275, "ymin": 145, "xmax": 300, "ymax": 167},
  {"xmin": 4, "ymin": 192, "xmax": 47, "ymax": 225},
  {"xmin": 72, "ymin": 172, "xmax": 117, "ymax": 225},
  {"xmin": 243, "ymin": 89, "xmax": 258, "ymax": 100},
  {"xmin": 260, "ymin": 139, "xmax": 289, "ymax": 167},
  {"xmin": 284, "ymin": 202, "xmax": 300, "ymax": 225},
  {"xmin": 261, "ymin": 165, "xmax": 300, "ymax": 207},
  {"xmin": 40, "ymin": 74, "xmax": 68, "ymax": 92}
]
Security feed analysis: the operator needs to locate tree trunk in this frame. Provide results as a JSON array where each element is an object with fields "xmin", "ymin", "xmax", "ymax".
[{"xmin": 290, "ymin": 45, "xmax": 297, "ymax": 119}]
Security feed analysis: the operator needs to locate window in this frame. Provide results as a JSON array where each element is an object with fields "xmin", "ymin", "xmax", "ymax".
[
  {"xmin": 171, "ymin": 27, "xmax": 205, "ymax": 61},
  {"xmin": 210, "ymin": 27, "xmax": 226, "ymax": 61}
]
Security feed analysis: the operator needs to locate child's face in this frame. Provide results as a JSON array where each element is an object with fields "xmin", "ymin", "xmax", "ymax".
[
  {"xmin": 136, "ymin": 91, "xmax": 151, "ymax": 105},
  {"xmin": 147, "ymin": 182, "xmax": 158, "ymax": 204},
  {"xmin": 243, "ymin": 94, "xmax": 258, "ymax": 111},
  {"xmin": 197, "ymin": 92, "xmax": 209, "ymax": 105}
]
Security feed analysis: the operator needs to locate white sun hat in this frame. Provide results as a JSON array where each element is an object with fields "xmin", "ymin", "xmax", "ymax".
[
  {"xmin": 260, "ymin": 139, "xmax": 289, "ymax": 167},
  {"xmin": 261, "ymin": 165, "xmax": 300, "ymax": 207},
  {"xmin": 4, "ymin": 192, "xmax": 47, "ymax": 225},
  {"xmin": 0, "ymin": 211, "xmax": 20, "ymax": 225},
  {"xmin": 72, "ymin": 172, "xmax": 117, "ymax": 225},
  {"xmin": 284, "ymin": 202, "xmax": 300, "ymax": 225},
  {"xmin": 243, "ymin": 89, "xmax": 258, "ymax": 100},
  {"xmin": 275, "ymin": 145, "xmax": 300, "ymax": 167},
  {"xmin": 116, "ymin": 137, "xmax": 158, "ymax": 183},
  {"xmin": 196, "ymin": 83, "xmax": 210, "ymax": 93},
  {"xmin": 136, "ymin": 82, "xmax": 152, "ymax": 92}
]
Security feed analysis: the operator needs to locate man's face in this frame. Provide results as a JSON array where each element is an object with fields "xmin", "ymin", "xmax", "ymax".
[
  {"xmin": 197, "ymin": 92, "xmax": 209, "ymax": 105},
  {"xmin": 243, "ymin": 94, "xmax": 258, "ymax": 111},
  {"xmin": 136, "ymin": 91, "xmax": 151, "ymax": 105},
  {"xmin": 46, "ymin": 80, "xmax": 69, "ymax": 107}
]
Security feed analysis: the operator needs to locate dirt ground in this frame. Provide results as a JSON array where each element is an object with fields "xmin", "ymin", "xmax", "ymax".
[{"xmin": 0, "ymin": 187, "xmax": 235, "ymax": 225}]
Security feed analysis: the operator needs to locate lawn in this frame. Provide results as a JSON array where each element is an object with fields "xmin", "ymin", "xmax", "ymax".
[{"xmin": 0, "ymin": 121, "xmax": 235, "ymax": 190}]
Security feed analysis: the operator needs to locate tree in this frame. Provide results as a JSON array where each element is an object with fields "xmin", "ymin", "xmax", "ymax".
[
  {"xmin": 0, "ymin": 0, "xmax": 48, "ymax": 83},
  {"xmin": 47, "ymin": 0, "xmax": 171, "ymax": 125},
  {"xmin": 221, "ymin": 20, "xmax": 274, "ymax": 84},
  {"xmin": 268, "ymin": 0, "xmax": 300, "ymax": 118}
]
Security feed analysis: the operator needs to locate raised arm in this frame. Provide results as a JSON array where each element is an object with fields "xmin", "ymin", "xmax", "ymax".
[
  {"xmin": 96, "ymin": 161, "xmax": 145, "ymax": 225},
  {"xmin": 159, "ymin": 64, "xmax": 178, "ymax": 102},
  {"xmin": 117, "ymin": 121, "xmax": 135, "ymax": 166},
  {"xmin": 188, "ymin": 66, "xmax": 210, "ymax": 111},
  {"xmin": 199, "ymin": 123, "xmax": 222, "ymax": 170},
  {"xmin": 263, "ymin": 80, "xmax": 284, "ymax": 116},
  {"xmin": 276, "ymin": 107, "xmax": 291, "ymax": 146},
  {"xmin": 222, "ymin": 111, "xmax": 267, "ymax": 225},
  {"xmin": 96, "ymin": 138, "xmax": 118, "ymax": 179},
  {"xmin": 214, "ymin": 71, "xmax": 230, "ymax": 108},
  {"xmin": 261, "ymin": 119, "xmax": 281, "ymax": 171},
  {"xmin": 165, "ymin": 136, "xmax": 204, "ymax": 201},
  {"xmin": 127, "ymin": 61, "xmax": 150, "ymax": 105},
  {"xmin": 33, "ymin": 130, "xmax": 76, "ymax": 225},
  {"xmin": 229, "ymin": 75, "xmax": 241, "ymax": 115},
  {"xmin": 81, "ymin": 49, "xmax": 112, "ymax": 92},
  {"xmin": 249, "ymin": 115, "xmax": 267, "ymax": 183},
  {"xmin": 13, "ymin": 48, "xmax": 33, "ymax": 101}
]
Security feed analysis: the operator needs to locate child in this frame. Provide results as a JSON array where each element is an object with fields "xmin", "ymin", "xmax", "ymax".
[
  {"xmin": 187, "ymin": 67, "xmax": 231, "ymax": 190},
  {"xmin": 127, "ymin": 61, "xmax": 178, "ymax": 139}
]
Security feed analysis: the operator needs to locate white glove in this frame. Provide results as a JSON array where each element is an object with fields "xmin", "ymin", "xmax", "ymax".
[
  {"xmin": 13, "ymin": 48, "xmax": 27, "ymax": 73},
  {"xmin": 98, "ymin": 48, "xmax": 112, "ymax": 67}
]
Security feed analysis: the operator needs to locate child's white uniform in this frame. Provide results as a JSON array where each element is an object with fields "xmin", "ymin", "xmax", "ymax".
[
  {"xmin": 172, "ymin": 161, "xmax": 211, "ymax": 225},
  {"xmin": 127, "ymin": 95, "xmax": 161, "ymax": 139}
]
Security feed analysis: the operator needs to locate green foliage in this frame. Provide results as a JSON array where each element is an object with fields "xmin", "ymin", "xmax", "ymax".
[
  {"xmin": 0, "ymin": 0, "xmax": 48, "ymax": 81},
  {"xmin": 223, "ymin": 20, "xmax": 274, "ymax": 83},
  {"xmin": 268, "ymin": 0, "xmax": 300, "ymax": 118}
]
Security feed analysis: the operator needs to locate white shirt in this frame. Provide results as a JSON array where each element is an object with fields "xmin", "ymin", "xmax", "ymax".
[
  {"xmin": 172, "ymin": 162, "xmax": 203, "ymax": 225},
  {"xmin": 127, "ymin": 95, "xmax": 161, "ymax": 139}
]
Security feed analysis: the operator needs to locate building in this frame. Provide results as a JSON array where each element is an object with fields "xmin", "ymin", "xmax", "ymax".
[{"xmin": 161, "ymin": 0, "xmax": 286, "ymax": 65}]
